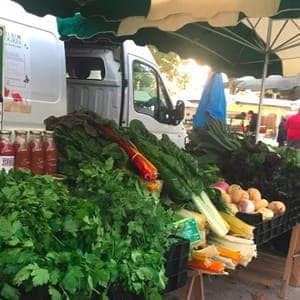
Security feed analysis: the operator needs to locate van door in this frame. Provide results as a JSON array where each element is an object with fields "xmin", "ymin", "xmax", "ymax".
[
  {"xmin": 126, "ymin": 55, "xmax": 187, "ymax": 148},
  {"xmin": 0, "ymin": 0, "xmax": 66, "ymax": 131}
]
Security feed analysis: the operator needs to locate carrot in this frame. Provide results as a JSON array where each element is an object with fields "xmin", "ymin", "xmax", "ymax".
[
  {"xmin": 188, "ymin": 259, "xmax": 225, "ymax": 273},
  {"xmin": 216, "ymin": 246, "xmax": 242, "ymax": 264}
]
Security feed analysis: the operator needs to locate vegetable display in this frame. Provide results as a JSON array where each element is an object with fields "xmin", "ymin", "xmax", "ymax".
[
  {"xmin": 3, "ymin": 110, "xmax": 279, "ymax": 299},
  {"xmin": 187, "ymin": 119, "xmax": 300, "ymax": 214},
  {"xmin": 0, "ymin": 170, "xmax": 105, "ymax": 299},
  {"xmin": 0, "ymin": 149, "xmax": 177, "ymax": 297},
  {"xmin": 127, "ymin": 119, "xmax": 231, "ymax": 237},
  {"xmin": 218, "ymin": 183, "xmax": 286, "ymax": 219}
]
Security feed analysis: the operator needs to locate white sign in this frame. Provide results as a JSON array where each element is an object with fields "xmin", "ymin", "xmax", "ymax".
[{"xmin": 4, "ymin": 30, "xmax": 31, "ymax": 99}]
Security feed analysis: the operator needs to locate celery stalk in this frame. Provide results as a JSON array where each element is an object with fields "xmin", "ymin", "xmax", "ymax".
[{"xmin": 191, "ymin": 192, "xmax": 229, "ymax": 237}]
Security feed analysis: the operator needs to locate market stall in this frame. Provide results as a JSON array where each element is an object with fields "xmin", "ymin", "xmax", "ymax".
[{"xmin": 0, "ymin": 110, "xmax": 299, "ymax": 299}]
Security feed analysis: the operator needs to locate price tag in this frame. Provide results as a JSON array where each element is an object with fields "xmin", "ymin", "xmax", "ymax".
[{"xmin": 175, "ymin": 217, "xmax": 202, "ymax": 245}]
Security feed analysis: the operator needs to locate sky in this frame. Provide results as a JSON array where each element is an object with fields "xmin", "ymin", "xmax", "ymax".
[{"xmin": 171, "ymin": 59, "xmax": 229, "ymax": 102}]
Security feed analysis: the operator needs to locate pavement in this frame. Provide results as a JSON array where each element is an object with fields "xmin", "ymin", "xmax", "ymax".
[
  {"xmin": 203, "ymin": 274, "xmax": 300, "ymax": 300},
  {"xmin": 164, "ymin": 272, "xmax": 300, "ymax": 300}
]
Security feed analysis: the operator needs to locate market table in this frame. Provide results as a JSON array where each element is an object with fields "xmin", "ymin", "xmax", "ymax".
[
  {"xmin": 174, "ymin": 224, "xmax": 300, "ymax": 300},
  {"xmin": 174, "ymin": 215, "xmax": 300, "ymax": 300},
  {"xmin": 233, "ymin": 223, "xmax": 300, "ymax": 299},
  {"xmin": 180, "ymin": 269, "xmax": 205, "ymax": 300}
]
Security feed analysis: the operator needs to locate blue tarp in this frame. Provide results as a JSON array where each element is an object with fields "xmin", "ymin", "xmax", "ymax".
[{"xmin": 193, "ymin": 73, "xmax": 227, "ymax": 128}]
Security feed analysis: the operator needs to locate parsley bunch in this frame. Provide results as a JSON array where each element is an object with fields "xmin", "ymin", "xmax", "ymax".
[
  {"xmin": 0, "ymin": 169, "xmax": 105, "ymax": 299},
  {"xmin": 0, "ymin": 160, "xmax": 177, "ymax": 299},
  {"xmin": 74, "ymin": 158, "xmax": 177, "ymax": 298}
]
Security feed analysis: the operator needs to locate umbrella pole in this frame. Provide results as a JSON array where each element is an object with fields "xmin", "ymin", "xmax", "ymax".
[{"xmin": 255, "ymin": 19, "xmax": 273, "ymax": 143}]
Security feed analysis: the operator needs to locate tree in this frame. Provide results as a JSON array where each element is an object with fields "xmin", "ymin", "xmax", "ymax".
[{"xmin": 149, "ymin": 46, "xmax": 190, "ymax": 91}]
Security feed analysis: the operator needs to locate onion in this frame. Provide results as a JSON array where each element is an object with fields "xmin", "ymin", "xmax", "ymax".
[
  {"xmin": 238, "ymin": 199, "xmax": 255, "ymax": 213},
  {"xmin": 213, "ymin": 181, "xmax": 229, "ymax": 192}
]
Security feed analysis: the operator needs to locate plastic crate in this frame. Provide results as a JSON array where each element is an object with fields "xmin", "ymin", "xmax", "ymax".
[
  {"xmin": 107, "ymin": 286, "xmax": 144, "ymax": 300},
  {"xmin": 237, "ymin": 210, "xmax": 298, "ymax": 246},
  {"xmin": 20, "ymin": 286, "xmax": 50, "ymax": 300},
  {"xmin": 163, "ymin": 270, "xmax": 188, "ymax": 293},
  {"xmin": 165, "ymin": 237, "xmax": 190, "ymax": 262},
  {"xmin": 163, "ymin": 236, "xmax": 190, "ymax": 293},
  {"xmin": 164, "ymin": 236, "xmax": 190, "ymax": 276}
]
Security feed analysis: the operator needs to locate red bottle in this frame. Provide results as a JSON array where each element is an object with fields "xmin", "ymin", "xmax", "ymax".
[
  {"xmin": 29, "ymin": 130, "xmax": 44, "ymax": 175},
  {"xmin": 14, "ymin": 130, "xmax": 30, "ymax": 170},
  {"xmin": 43, "ymin": 130, "xmax": 57, "ymax": 175}
]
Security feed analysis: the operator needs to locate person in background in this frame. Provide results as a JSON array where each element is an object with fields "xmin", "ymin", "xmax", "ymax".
[
  {"xmin": 237, "ymin": 112, "xmax": 247, "ymax": 132},
  {"xmin": 285, "ymin": 108, "xmax": 300, "ymax": 150},
  {"xmin": 277, "ymin": 116, "xmax": 287, "ymax": 147},
  {"xmin": 247, "ymin": 110, "xmax": 258, "ymax": 133}
]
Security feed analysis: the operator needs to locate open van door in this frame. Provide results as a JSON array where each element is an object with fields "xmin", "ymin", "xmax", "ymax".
[{"xmin": 123, "ymin": 41, "xmax": 187, "ymax": 148}]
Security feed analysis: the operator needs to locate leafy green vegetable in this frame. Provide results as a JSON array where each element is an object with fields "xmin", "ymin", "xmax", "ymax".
[
  {"xmin": 73, "ymin": 158, "xmax": 178, "ymax": 296},
  {"xmin": 186, "ymin": 118, "xmax": 300, "ymax": 210},
  {"xmin": 0, "ymin": 169, "xmax": 105, "ymax": 299},
  {"xmin": 0, "ymin": 158, "xmax": 177, "ymax": 299},
  {"xmin": 127, "ymin": 119, "xmax": 231, "ymax": 235}
]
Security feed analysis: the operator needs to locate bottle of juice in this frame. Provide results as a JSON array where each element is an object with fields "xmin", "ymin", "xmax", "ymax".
[
  {"xmin": 29, "ymin": 130, "xmax": 44, "ymax": 175},
  {"xmin": 14, "ymin": 130, "xmax": 30, "ymax": 170},
  {"xmin": 43, "ymin": 130, "xmax": 57, "ymax": 175}
]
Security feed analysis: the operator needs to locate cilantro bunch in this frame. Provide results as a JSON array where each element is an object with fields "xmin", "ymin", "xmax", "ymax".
[
  {"xmin": 73, "ymin": 158, "xmax": 177, "ymax": 298},
  {"xmin": 0, "ymin": 160, "xmax": 177, "ymax": 299},
  {"xmin": 0, "ymin": 169, "xmax": 105, "ymax": 299}
]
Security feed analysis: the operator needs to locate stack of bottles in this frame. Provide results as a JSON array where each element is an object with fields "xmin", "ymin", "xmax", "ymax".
[{"xmin": 0, "ymin": 129, "xmax": 57, "ymax": 175}]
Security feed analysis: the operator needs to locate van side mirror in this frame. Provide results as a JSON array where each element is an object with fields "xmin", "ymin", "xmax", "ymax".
[{"xmin": 171, "ymin": 100, "xmax": 185, "ymax": 125}]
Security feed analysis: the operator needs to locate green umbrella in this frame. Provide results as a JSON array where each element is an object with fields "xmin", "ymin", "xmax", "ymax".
[
  {"xmin": 12, "ymin": 1, "xmax": 299, "ymax": 77},
  {"xmin": 58, "ymin": 17, "xmax": 281, "ymax": 78},
  {"xmin": 12, "ymin": 0, "xmax": 300, "ymax": 140},
  {"xmin": 11, "ymin": 0, "xmax": 151, "ymax": 19}
]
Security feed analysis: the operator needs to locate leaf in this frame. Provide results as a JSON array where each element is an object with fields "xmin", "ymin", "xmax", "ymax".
[
  {"xmin": 104, "ymin": 157, "xmax": 114, "ymax": 171},
  {"xmin": 0, "ymin": 217, "xmax": 13, "ymax": 239},
  {"xmin": 149, "ymin": 291, "xmax": 163, "ymax": 300},
  {"xmin": 12, "ymin": 220, "xmax": 22, "ymax": 235},
  {"xmin": 48, "ymin": 286, "xmax": 62, "ymax": 300},
  {"xmin": 1, "ymin": 186, "xmax": 20, "ymax": 201},
  {"xmin": 49, "ymin": 269, "xmax": 60, "ymax": 285},
  {"xmin": 42, "ymin": 208, "xmax": 53, "ymax": 219},
  {"xmin": 17, "ymin": 251, "xmax": 36, "ymax": 264},
  {"xmin": 13, "ymin": 264, "xmax": 35, "ymax": 286},
  {"xmin": 0, "ymin": 284, "xmax": 20, "ymax": 300},
  {"xmin": 43, "ymin": 188, "xmax": 59, "ymax": 202},
  {"xmin": 94, "ymin": 269, "xmax": 110, "ymax": 287},
  {"xmin": 136, "ymin": 267, "xmax": 153, "ymax": 281},
  {"xmin": 131, "ymin": 250, "xmax": 143, "ymax": 264},
  {"xmin": 7, "ymin": 236, "xmax": 21, "ymax": 246},
  {"xmin": 23, "ymin": 239, "xmax": 34, "ymax": 248},
  {"xmin": 31, "ymin": 267, "xmax": 50, "ymax": 286},
  {"xmin": 63, "ymin": 218, "xmax": 79, "ymax": 237},
  {"xmin": 62, "ymin": 266, "xmax": 84, "ymax": 294},
  {"xmin": 75, "ymin": 209, "xmax": 88, "ymax": 219},
  {"xmin": 87, "ymin": 275, "xmax": 93, "ymax": 292}
]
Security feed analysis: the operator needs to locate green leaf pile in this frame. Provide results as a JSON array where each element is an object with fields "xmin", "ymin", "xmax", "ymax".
[{"xmin": 0, "ymin": 162, "xmax": 176, "ymax": 299}]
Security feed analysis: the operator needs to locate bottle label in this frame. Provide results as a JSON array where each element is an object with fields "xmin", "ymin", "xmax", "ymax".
[{"xmin": 0, "ymin": 155, "xmax": 15, "ymax": 172}]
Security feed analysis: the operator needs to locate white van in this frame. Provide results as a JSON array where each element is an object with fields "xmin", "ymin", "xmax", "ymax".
[{"xmin": 0, "ymin": 0, "xmax": 186, "ymax": 148}]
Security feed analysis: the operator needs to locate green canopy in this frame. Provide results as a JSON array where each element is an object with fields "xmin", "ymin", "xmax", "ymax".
[
  {"xmin": 11, "ymin": 0, "xmax": 151, "ymax": 19},
  {"xmin": 58, "ymin": 16, "xmax": 282, "ymax": 78},
  {"xmin": 12, "ymin": 0, "xmax": 300, "ymax": 139},
  {"xmin": 13, "ymin": 1, "xmax": 299, "ymax": 77}
]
